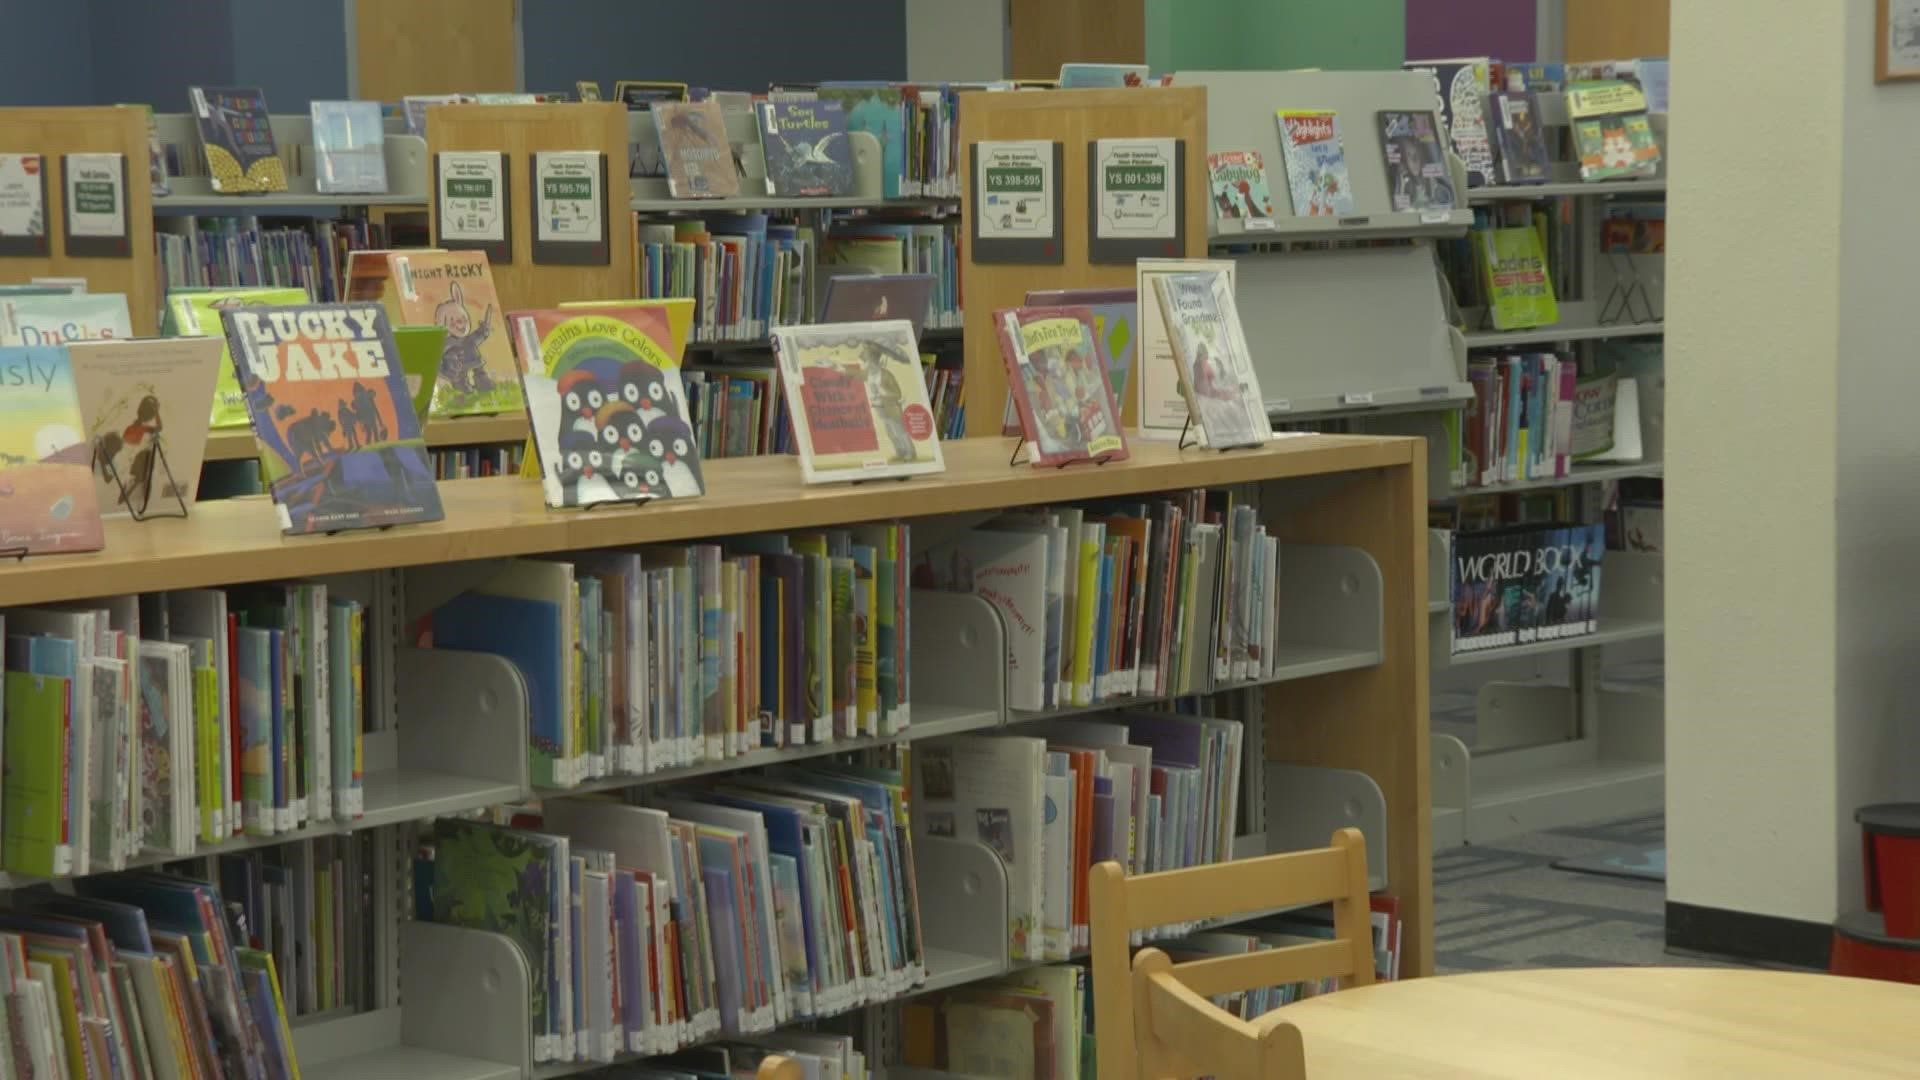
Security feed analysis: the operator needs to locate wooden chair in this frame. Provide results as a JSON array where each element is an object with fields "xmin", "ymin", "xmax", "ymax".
[{"xmin": 1090, "ymin": 827, "xmax": 1375, "ymax": 1080}]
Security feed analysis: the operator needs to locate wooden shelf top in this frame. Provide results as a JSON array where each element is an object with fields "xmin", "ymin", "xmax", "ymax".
[
  {"xmin": 3, "ymin": 434, "xmax": 1413, "ymax": 606},
  {"xmin": 204, "ymin": 415, "xmax": 532, "ymax": 461}
]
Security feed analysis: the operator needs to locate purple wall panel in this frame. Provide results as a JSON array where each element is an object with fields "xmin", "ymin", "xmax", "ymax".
[{"xmin": 1405, "ymin": 0, "xmax": 1536, "ymax": 62}]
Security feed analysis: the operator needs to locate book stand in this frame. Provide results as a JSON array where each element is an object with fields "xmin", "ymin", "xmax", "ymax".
[
  {"xmin": 1175, "ymin": 415, "xmax": 1259, "ymax": 452},
  {"xmin": 1598, "ymin": 249, "xmax": 1658, "ymax": 326},
  {"xmin": 1006, "ymin": 437, "xmax": 1116, "ymax": 468},
  {"xmin": 99, "ymin": 439, "xmax": 190, "ymax": 522}
]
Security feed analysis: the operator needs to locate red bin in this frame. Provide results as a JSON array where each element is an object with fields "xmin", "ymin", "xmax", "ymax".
[
  {"xmin": 1833, "ymin": 910, "xmax": 1920, "ymax": 985},
  {"xmin": 1857, "ymin": 804, "xmax": 1920, "ymax": 939}
]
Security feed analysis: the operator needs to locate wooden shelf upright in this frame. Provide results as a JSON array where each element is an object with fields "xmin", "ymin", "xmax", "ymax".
[{"xmin": 0, "ymin": 106, "xmax": 158, "ymax": 334}]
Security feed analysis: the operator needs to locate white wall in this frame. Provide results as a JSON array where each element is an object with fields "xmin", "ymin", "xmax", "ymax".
[{"xmin": 905, "ymin": 0, "xmax": 1006, "ymax": 83}]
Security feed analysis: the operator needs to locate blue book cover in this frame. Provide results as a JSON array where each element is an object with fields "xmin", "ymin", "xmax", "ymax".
[
  {"xmin": 814, "ymin": 85, "xmax": 905, "ymax": 199},
  {"xmin": 698, "ymin": 861, "xmax": 747, "ymax": 1033},
  {"xmin": 1094, "ymin": 550, "xmax": 1114, "ymax": 695},
  {"xmin": 609, "ymin": 871, "xmax": 648, "ymax": 1040},
  {"xmin": 430, "ymin": 591, "xmax": 566, "ymax": 788},
  {"xmin": 758, "ymin": 100, "xmax": 852, "ymax": 198}
]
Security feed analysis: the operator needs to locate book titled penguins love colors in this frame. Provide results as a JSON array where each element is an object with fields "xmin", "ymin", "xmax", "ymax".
[
  {"xmin": 510, "ymin": 304, "xmax": 705, "ymax": 509},
  {"xmin": 220, "ymin": 302, "xmax": 444, "ymax": 534}
]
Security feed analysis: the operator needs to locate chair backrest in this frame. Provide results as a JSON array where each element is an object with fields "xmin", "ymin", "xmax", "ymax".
[
  {"xmin": 1131, "ymin": 948, "xmax": 1307, "ymax": 1080},
  {"xmin": 1089, "ymin": 827, "xmax": 1374, "ymax": 1080}
]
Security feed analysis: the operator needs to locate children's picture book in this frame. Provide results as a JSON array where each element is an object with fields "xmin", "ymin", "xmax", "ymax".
[
  {"xmin": 0, "ymin": 345, "xmax": 105, "ymax": 554},
  {"xmin": 168, "ymin": 285, "xmax": 310, "ymax": 428},
  {"xmin": 1205, "ymin": 150, "xmax": 1276, "ymax": 221},
  {"xmin": 416, "ymin": 819, "xmax": 557, "ymax": 1047},
  {"xmin": 771, "ymin": 320, "xmax": 946, "ymax": 484},
  {"xmin": 652, "ymin": 100, "xmax": 741, "ymax": 199},
  {"xmin": 1150, "ymin": 270, "xmax": 1272, "ymax": 449},
  {"xmin": 1058, "ymin": 63, "xmax": 1154, "ymax": 88},
  {"xmin": 219, "ymin": 302, "xmax": 444, "ymax": 534},
  {"xmin": 1405, "ymin": 58, "xmax": 1497, "ymax": 187},
  {"xmin": 819, "ymin": 273, "xmax": 936, "ymax": 337},
  {"xmin": 1450, "ymin": 523, "xmax": 1604, "ymax": 654},
  {"xmin": 1274, "ymin": 110, "xmax": 1355, "ymax": 217},
  {"xmin": 1377, "ymin": 110, "xmax": 1457, "ymax": 211},
  {"xmin": 995, "ymin": 306, "xmax": 1128, "ymax": 468},
  {"xmin": 188, "ymin": 86, "xmax": 287, "ymax": 193},
  {"xmin": 1479, "ymin": 226, "xmax": 1560, "ymax": 329},
  {"xmin": 381, "ymin": 250, "xmax": 521, "ymax": 417},
  {"xmin": 509, "ymin": 304, "xmax": 703, "ymax": 509},
  {"xmin": 1492, "ymin": 91, "xmax": 1551, "ymax": 185},
  {"xmin": 0, "ymin": 292, "xmax": 133, "ymax": 346},
  {"xmin": 310, "ymin": 100, "xmax": 388, "ymax": 194},
  {"xmin": 67, "ymin": 337, "xmax": 224, "ymax": 518},
  {"xmin": 1024, "ymin": 287, "xmax": 1137, "ymax": 414},
  {"xmin": 758, "ymin": 99, "xmax": 853, "ymax": 197},
  {"xmin": 1568, "ymin": 81, "xmax": 1661, "ymax": 181}
]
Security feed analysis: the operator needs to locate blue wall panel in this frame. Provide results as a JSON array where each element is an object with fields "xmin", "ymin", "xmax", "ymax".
[
  {"xmin": 0, "ymin": 0, "xmax": 95, "ymax": 106},
  {"xmin": 229, "ymin": 0, "xmax": 351, "ymax": 107},
  {"xmin": 88, "ymin": 0, "xmax": 235, "ymax": 111}
]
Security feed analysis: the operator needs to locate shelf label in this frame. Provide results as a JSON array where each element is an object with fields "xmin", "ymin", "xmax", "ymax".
[
  {"xmin": 1269, "ymin": 398, "xmax": 1291, "ymax": 413},
  {"xmin": 1337, "ymin": 215, "xmax": 1371, "ymax": 227},
  {"xmin": 534, "ymin": 150, "xmax": 605, "ymax": 245},
  {"xmin": 1419, "ymin": 385, "xmax": 1452, "ymax": 397},
  {"xmin": 1093, "ymin": 137, "xmax": 1177, "ymax": 242},
  {"xmin": 1420, "ymin": 209, "xmax": 1454, "ymax": 225},
  {"xmin": 1342, "ymin": 391, "xmax": 1377, "ymax": 406},
  {"xmin": 1242, "ymin": 218, "xmax": 1275, "ymax": 231},
  {"xmin": 977, "ymin": 140, "xmax": 1056, "ymax": 240}
]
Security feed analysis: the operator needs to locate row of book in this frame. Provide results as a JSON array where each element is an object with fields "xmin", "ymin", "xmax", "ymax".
[
  {"xmin": 1, "ymin": 588, "xmax": 368, "ymax": 878},
  {"xmin": 918, "ymin": 710, "xmax": 1244, "ymax": 963},
  {"xmin": 919, "ymin": 490, "xmax": 1286, "ymax": 714},
  {"xmin": 419, "ymin": 760, "xmax": 922, "ymax": 1065},
  {"xmin": 154, "ymin": 216, "xmax": 386, "ymax": 305},
  {"xmin": 1457, "ymin": 352, "xmax": 1578, "ymax": 489},
  {"xmin": 421, "ymin": 529, "xmax": 912, "ymax": 791},
  {"xmin": 1407, "ymin": 58, "xmax": 1664, "ymax": 188},
  {"xmin": 430, "ymin": 442, "xmax": 527, "ymax": 480}
]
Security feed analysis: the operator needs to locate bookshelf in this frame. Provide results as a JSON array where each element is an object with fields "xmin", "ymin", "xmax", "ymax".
[{"xmin": 1, "ymin": 431, "xmax": 1431, "ymax": 1077}]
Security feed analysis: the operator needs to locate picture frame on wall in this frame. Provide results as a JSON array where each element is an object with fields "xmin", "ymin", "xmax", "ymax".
[{"xmin": 1876, "ymin": 0, "xmax": 1920, "ymax": 82}]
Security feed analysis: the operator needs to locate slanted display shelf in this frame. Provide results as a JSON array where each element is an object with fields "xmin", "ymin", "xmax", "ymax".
[
  {"xmin": 1452, "ymin": 460, "xmax": 1663, "ymax": 497},
  {"xmin": 152, "ymin": 112, "xmax": 429, "ymax": 210},
  {"xmin": 1462, "ymin": 319, "xmax": 1664, "ymax": 350},
  {"xmin": 1468, "ymin": 178, "xmax": 1667, "ymax": 202}
]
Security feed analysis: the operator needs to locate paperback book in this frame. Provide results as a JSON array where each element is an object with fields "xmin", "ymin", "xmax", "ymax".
[
  {"xmin": 653, "ymin": 99, "xmax": 741, "ymax": 199},
  {"xmin": 0, "ymin": 291, "xmax": 134, "ymax": 346},
  {"xmin": 772, "ymin": 320, "xmax": 945, "ymax": 484},
  {"xmin": 167, "ymin": 285, "xmax": 311, "ymax": 428},
  {"xmin": 1479, "ymin": 226, "xmax": 1560, "ymax": 329},
  {"xmin": 1449, "ymin": 523, "xmax": 1605, "ymax": 654},
  {"xmin": 1405, "ymin": 58, "xmax": 1497, "ymax": 187},
  {"xmin": 1274, "ymin": 110, "xmax": 1354, "ymax": 217},
  {"xmin": 1378, "ymin": 110, "xmax": 1457, "ymax": 211},
  {"xmin": 189, "ymin": 86, "xmax": 288, "ymax": 193},
  {"xmin": 1150, "ymin": 271, "xmax": 1272, "ymax": 448},
  {"xmin": 1568, "ymin": 80, "xmax": 1661, "ymax": 181},
  {"xmin": 1493, "ymin": 91, "xmax": 1552, "ymax": 185},
  {"xmin": 1024, "ymin": 287, "xmax": 1137, "ymax": 413},
  {"xmin": 1205, "ymin": 150, "xmax": 1276, "ymax": 221},
  {"xmin": 310, "ymin": 100, "xmax": 388, "ymax": 195},
  {"xmin": 759, "ymin": 99, "xmax": 853, "ymax": 197},
  {"xmin": 995, "ymin": 306, "xmax": 1128, "ymax": 467},
  {"xmin": 509, "ymin": 303, "xmax": 704, "ymax": 508},
  {"xmin": 219, "ymin": 302, "xmax": 445, "ymax": 533},
  {"xmin": 0, "ymin": 345, "xmax": 105, "ymax": 554},
  {"xmin": 68, "ymin": 337, "xmax": 224, "ymax": 517},
  {"xmin": 381, "ymin": 250, "xmax": 521, "ymax": 416}
]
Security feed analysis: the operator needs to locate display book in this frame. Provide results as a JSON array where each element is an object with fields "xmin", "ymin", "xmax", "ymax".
[
  {"xmin": 1376, "ymin": 110, "xmax": 1456, "ymax": 212},
  {"xmin": 1149, "ymin": 265, "xmax": 1273, "ymax": 449},
  {"xmin": 995, "ymin": 305, "xmax": 1129, "ymax": 468},
  {"xmin": 188, "ymin": 86, "xmax": 288, "ymax": 193},
  {"xmin": 1273, "ymin": 110, "xmax": 1355, "ymax": 217},
  {"xmin": 1567, "ymin": 80, "xmax": 1661, "ymax": 182},
  {"xmin": 771, "ymin": 320, "xmax": 945, "ymax": 484},
  {"xmin": 357, "ymin": 248, "xmax": 523, "ymax": 418},
  {"xmin": 309, "ymin": 100, "xmax": 388, "ymax": 194},
  {"xmin": 1474, "ymin": 202, "xmax": 1560, "ymax": 330},
  {"xmin": 1205, "ymin": 150, "xmax": 1277, "ymax": 222},
  {"xmin": 1448, "ymin": 520, "xmax": 1605, "ymax": 655},
  {"xmin": 0, "ymin": 291, "xmax": 133, "ymax": 346},
  {"xmin": 653, "ymin": 98, "xmax": 743, "ymax": 199},
  {"xmin": 758, "ymin": 95, "xmax": 854, "ymax": 198},
  {"xmin": 416, "ymin": 760, "xmax": 925, "ymax": 1065},
  {"xmin": 1490, "ymin": 90, "xmax": 1551, "ymax": 185},
  {"xmin": 780, "ymin": 82, "xmax": 965, "ymax": 200},
  {"xmin": 166, "ymin": 285, "xmax": 311, "ymax": 428},
  {"xmin": 998, "ymin": 288, "xmax": 1139, "ymax": 440},
  {"xmin": 1404, "ymin": 57, "xmax": 1498, "ymax": 187}
]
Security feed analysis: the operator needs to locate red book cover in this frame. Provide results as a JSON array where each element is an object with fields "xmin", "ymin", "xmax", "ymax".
[{"xmin": 994, "ymin": 306, "xmax": 1129, "ymax": 468}]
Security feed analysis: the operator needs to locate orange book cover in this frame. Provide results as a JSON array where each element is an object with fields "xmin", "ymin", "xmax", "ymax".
[{"xmin": 1067, "ymin": 748, "xmax": 1095, "ymax": 938}]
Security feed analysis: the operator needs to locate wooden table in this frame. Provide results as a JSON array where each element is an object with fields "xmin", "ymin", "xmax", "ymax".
[{"xmin": 1285, "ymin": 967, "xmax": 1920, "ymax": 1077}]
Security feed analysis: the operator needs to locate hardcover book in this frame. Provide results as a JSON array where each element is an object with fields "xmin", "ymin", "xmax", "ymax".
[
  {"xmin": 1450, "ymin": 523, "xmax": 1605, "ymax": 654},
  {"xmin": 1492, "ymin": 91, "xmax": 1552, "ymax": 185},
  {"xmin": 1405, "ymin": 58, "xmax": 1497, "ymax": 187},
  {"xmin": 1568, "ymin": 81, "xmax": 1661, "ymax": 181},
  {"xmin": 652, "ymin": 100, "xmax": 741, "ymax": 199},
  {"xmin": 1274, "ymin": 111, "xmax": 1354, "ymax": 217},
  {"xmin": 995, "ymin": 307, "xmax": 1128, "ymax": 468},
  {"xmin": 167, "ymin": 285, "xmax": 310, "ymax": 428},
  {"xmin": 1205, "ymin": 150, "xmax": 1275, "ymax": 221},
  {"xmin": 1479, "ymin": 226, "xmax": 1560, "ymax": 329},
  {"xmin": 1149, "ymin": 270, "xmax": 1272, "ymax": 449},
  {"xmin": 310, "ymin": 100, "xmax": 388, "ymax": 195},
  {"xmin": 219, "ymin": 302, "xmax": 444, "ymax": 534},
  {"xmin": 771, "ymin": 320, "xmax": 946, "ymax": 484},
  {"xmin": 509, "ymin": 304, "xmax": 704, "ymax": 509},
  {"xmin": 819, "ymin": 274, "xmax": 936, "ymax": 337},
  {"xmin": 67, "ymin": 337, "xmax": 224, "ymax": 518},
  {"xmin": 0, "ymin": 345, "xmax": 105, "ymax": 554},
  {"xmin": 417, "ymin": 819, "xmax": 557, "ymax": 1047},
  {"xmin": 188, "ymin": 86, "xmax": 287, "ymax": 193},
  {"xmin": 1023, "ymin": 287, "xmax": 1137, "ymax": 412},
  {"xmin": 381, "ymin": 251, "xmax": 521, "ymax": 417},
  {"xmin": 1377, "ymin": 110, "xmax": 1457, "ymax": 210},
  {"xmin": 0, "ymin": 292, "xmax": 133, "ymax": 346},
  {"xmin": 758, "ymin": 99, "xmax": 853, "ymax": 198}
]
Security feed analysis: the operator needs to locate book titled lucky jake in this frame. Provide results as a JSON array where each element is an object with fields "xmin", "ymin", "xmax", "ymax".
[
  {"xmin": 995, "ymin": 307, "xmax": 1128, "ymax": 467},
  {"xmin": 220, "ymin": 303, "xmax": 444, "ymax": 534},
  {"xmin": 0, "ymin": 344, "xmax": 105, "ymax": 554},
  {"xmin": 772, "ymin": 320, "xmax": 945, "ymax": 484}
]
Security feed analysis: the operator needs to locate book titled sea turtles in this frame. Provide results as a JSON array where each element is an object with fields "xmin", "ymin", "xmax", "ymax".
[
  {"xmin": 509, "ymin": 303, "xmax": 704, "ymax": 509},
  {"xmin": 771, "ymin": 321, "xmax": 946, "ymax": 484},
  {"xmin": 219, "ymin": 302, "xmax": 444, "ymax": 534},
  {"xmin": 1274, "ymin": 110, "xmax": 1355, "ymax": 217},
  {"xmin": 758, "ymin": 99, "xmax": 853, "ymax": 197},
  {"xmin": 0, "ymin": 344, "xmax": 105, "ymax": 554},
  {"xmin": 1205, "ymin": 150, "xmax": 1276, "ymax": 222},
  {"xmin": 652, "ymin": 99, "xmax": 741, "ymax": 199},
  {"xmin": 1150, "ymin": 269, "xmax": 1272, "ymax": 449},
  {"xmin": 189, "ymin": 86, "xmax": 287, "ymax": 193},
  {"xmin": 1377, "ymin": 110, "xmax": 1458, "ymax": 210},
  {"xmin": 995, "ymin": 306, "xmax": 1129, "ymax": 468}
]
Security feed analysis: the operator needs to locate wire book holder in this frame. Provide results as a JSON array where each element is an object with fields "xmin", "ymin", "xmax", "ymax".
[
  {"xmin": 1007, "ymin": 437, "xmax": 1115, "ymax": 469},
  {"xmin": 1177, "ymin": 414, "xmax": 1258, "ymax": 453},
  {"xmin": 100, "ymin": 438, "xmax": 190, "ymax": 522},
  {"xmin": 1597, "ymin": 247, "xmax": 1658, "ymax": 326}
]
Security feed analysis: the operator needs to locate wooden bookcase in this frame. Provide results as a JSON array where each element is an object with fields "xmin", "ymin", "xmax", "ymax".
[{"xmin": 0, "ymin": 106, "xmax": 158, "ymax": 335}]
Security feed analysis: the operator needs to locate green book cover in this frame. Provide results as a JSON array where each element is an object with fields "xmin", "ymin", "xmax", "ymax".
[
  {"xmin": 1480, "ymin": 226, "xmax": 1560, "ymax": 330},
  {"xmin": 830, "ymin": 557, "xmax": 854, "ymax": 736},
  {"xmin": 4, "ymin": 671, "xmax": 71, "ymax": 877},
  {"xmin": 419, "ymin": 820, "xmax": 554, "ymax": 1043},
  {"xmin": 165, "ymin": 286, "xmax": 309, "ymax": 428}
]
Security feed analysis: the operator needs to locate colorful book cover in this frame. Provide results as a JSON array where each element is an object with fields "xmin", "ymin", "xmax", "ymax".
[
  {"xmin": 2, "ymin": 671, "xmax": 71, "ymax": 877},
  {"xmin": 188, "ymin": 87, "xmax": 286, "ymax": 194},
  {"xmin": 1150, "ymin": 271, "xmax": 1272, "ymax": 449},
  {"xmin": 1377, "ymin": 110, "xmax": 1457, "ymax": 210},
  {"xmin": 167, "ymin": 286, "xmax": 310, "ymax": 428},
  {"xmin": 1480, "ymin": 226, "xmax": 1560, "ymax": 329},
  {"xmin": 1406, "ymin": 59, "xmax": 1497, "ymax": 186},
  {"xmin": 1568, "ymin": 80, "xmax": 1661, "ymax": 180},
  {"xmin": 1, "ymin": 293, "xmax": 133, "ymax": 346},
  {"xmin": 509, "ymin": 304, "xmax": 703, "ymax": 508},
  {"xmin": 310, "ymin": 100, "xmax": 388, "ymax": 195},
  {"xmin": 382, "ymin": 251, "xmax": 520, "ymax": 416},
  {"xmin": 1274, "ymin": 110, "xmax": 1354, "ymax": 217},
  {"xmin": 995, "ymin": 307, "xmax": 1128, "ymax": 468},
  {"xmin": 1205, "ymin": 150, "xmax": 1275, "ymax": 221},
  {"xmin": 652, "ymin": 100, "xmax": 740, "ymax": 199},
  {"xmin": 1493, "ymin": 91, "xmax": 1551, "ymax": 185},
  {"xmin": 1449, "ymin": 523, "xmax": 1605, "ymax": 654},
  {"xmin": 0, "ymin": 345, "xmax": 105, "ymax": 555},
  {"xmin": 68, "ymin": 337, "xmax": 222, "ymax": 520},
  {"xmin": 219, "ymin": 302, "xmax": 444, "ymax": 534},
  {"xmin": 813, "ymin": 85, "xmax": 905, "ymax": 199},
  {"xmin": 819, "ymin": 274, "xmax": 935, "ymax": 338},
  {"xmin": 1024, "ymin": 287, "xmax": 1136, "ymax": 416},
  {"xmin": 771, "ymin": 320, "xmax": 946, "ymax": 484},
  {"xmin": 417, "ymin": 820, "xmax": 556, "ymax": 1044},
  {"xmin": 758, "ymin": 99, "xmax": 853, "ymax": 197}
]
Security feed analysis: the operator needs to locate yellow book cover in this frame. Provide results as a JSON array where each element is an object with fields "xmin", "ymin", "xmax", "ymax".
[
  {"xmin": 197, "ymin": 664, "xmax": 219, "ymax": 843},
  {"xmin": 30, "ymin": 950, "xmax": 87, "ymax": 1079},
  {"xmin": 166, "ymin": 286, "xmax": 309, "ymax": 428},
  {"xmin": 1071, "ymin": 533, "xmax": 1102, "ymax": 705},
  {"xmin": 263, "ymin": 951, "xmax": 301, "ymax": 1080},
  {"xmin": 771, "ymin": 321, "xmax": 946, "ymax": 484},
  {"xmin": 854, "ymin": 547, "xmax": 877, "ymax": 736},
  {"xmin": 126, "ymin": 953, "xmax": 195, "ymax": 1080}
]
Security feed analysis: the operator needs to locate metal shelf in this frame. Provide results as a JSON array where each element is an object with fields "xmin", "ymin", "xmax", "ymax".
[
  {"xmin": 1210, "ymin": 209, "xmax": 1473, "ymax": 245},
  {"xmin": 631, "ymin": 194, "xmax": 956, "ymax": 213},
  {"xmin": 301, "ymin": 1047, "xmax": 519, "ymax": 1080},
  {"xmin": 1448, "ymin": 616, "xmax": 1664, "ymax": 666},
  {"xmin": 1006, "ymin": 644, "xmax": 1382, "ymax": 726},
  {"xmin": 1468, "ymin": 178, "xmax": 1667, "ymax": 202},
  {"xmin": 1469, "ymin": 756, "xmax": 1664, "ymax": 842},
  {"xmin": 1464, "ymin": 319, "xmax": 1664, "ymax": 349},
  {"xmin": 155, "ymin": 192, "xmax": 428, "ymax": 211},
  {"xmin": 1451, "ymin": 460, "xmax": 1663, "ymax": 496}
]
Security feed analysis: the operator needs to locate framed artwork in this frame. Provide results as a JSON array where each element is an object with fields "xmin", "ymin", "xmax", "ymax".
[{"xmin": 1877, "ymin": 0, "xmax": 1920, "ymax": 82}]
